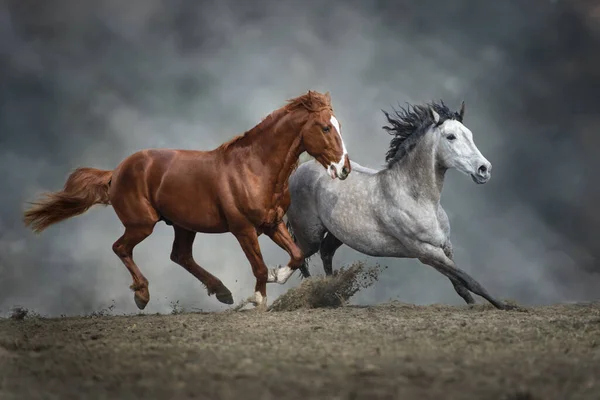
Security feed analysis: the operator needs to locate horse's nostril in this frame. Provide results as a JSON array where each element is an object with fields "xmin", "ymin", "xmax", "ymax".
[
  {"xmin": 478, "ymin": 165, "xmax": 487, "ymax": 175},
  {"xmin": 342, "ymin": 167, "xmax": 349, "ymax": 176}
]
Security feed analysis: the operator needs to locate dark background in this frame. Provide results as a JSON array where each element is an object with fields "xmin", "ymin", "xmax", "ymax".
[{"xmin": 1, "ymin": 0, "xmax": 599, "ymax": 316}]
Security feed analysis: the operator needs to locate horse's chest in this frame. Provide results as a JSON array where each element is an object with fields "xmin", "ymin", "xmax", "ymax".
[
  {"xmin": 405, "ymin": 213, "xmax": 447, "ymax": 247},
  {"xmin": 256, "ymin": 190, "xmax": 288, "ymax": 227}
]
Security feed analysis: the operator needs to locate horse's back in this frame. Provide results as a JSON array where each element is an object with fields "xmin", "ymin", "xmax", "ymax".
[
  {"xmin": 349, "ymin": 160, "xmax": 380, "ymax": 175},
  {"xmin": 290, "ymin": 159, "xmax": 378, "ymax": 187},
  {"xmin": 112, "ymin": 148, "xmax": 181, "ymax": 186},
  {"xmin": 289, "ymin": 159, "xmax": 379, "ymax": 202},
  {"xmin": 289, "ymin": 160, "xmax": 326, "ymax": 192},
  {"xmin": 110, "ymin": 148, "xmax": 215, "ymax": 203}
]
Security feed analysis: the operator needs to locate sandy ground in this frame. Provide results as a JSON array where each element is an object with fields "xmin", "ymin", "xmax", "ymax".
[{"xmin": 1, "ymin": 301, "xmax": 599, "ymax": 400}]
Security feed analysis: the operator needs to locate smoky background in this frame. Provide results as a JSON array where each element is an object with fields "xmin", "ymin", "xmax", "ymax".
[{"xmin": 1, "ymin": 0, "xmax": 599, "ymax": 316}]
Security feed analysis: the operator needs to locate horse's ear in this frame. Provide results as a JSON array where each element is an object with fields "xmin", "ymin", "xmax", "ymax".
[
  {"xmin": 307, "ymin": 90, "xmax": 314, "ymax": 99},
  {"xmin": 459, "ymin": 101, "xmax": 465, "ymax": 121},
  {"xmin": 324, "ymin": 91, "xmax": 331, "ymax": 102},
  {"xmin": 430, "ymin": 107, "xmax": 440, "ymax": 124}
]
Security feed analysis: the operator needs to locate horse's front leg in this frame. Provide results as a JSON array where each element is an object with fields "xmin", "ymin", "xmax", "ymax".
[
  {"xmin": 443, "ymin": 242, "xmax": 475, "ymax": 305},
  {"xmin": 232, "ymin": 228, "xmax": 270, "ymax": 311},
  {"xmin": 264, "ymin": 221, "xmax": 304, "ymax": 285},
  {"xmin": 417, "ymin": 243, "xmax": 514, "ymax": 310}
]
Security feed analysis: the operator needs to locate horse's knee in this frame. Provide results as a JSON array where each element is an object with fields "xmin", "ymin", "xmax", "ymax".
[
  {"xmin": 112, "ymin": 241, "xmax": 126, "ymax": 258},
  {"xmin": 253, "ymin": 266, "xmax": 269, "ymax": 282},
  {"xmin": 290, "ymin": 247, "xmax": 304, "ymax": 267}
]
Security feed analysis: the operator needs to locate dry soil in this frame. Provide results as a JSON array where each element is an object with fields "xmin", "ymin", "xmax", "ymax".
[{"xmin": 1, "ymin": 301, "xmax": 599, "ymax": 400}]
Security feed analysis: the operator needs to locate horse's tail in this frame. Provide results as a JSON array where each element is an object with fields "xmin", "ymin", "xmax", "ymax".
[
  {"xmin": 284, "ymin": 217, "xmax": 312, "ymax": 279},
  {"xmin": 23, "ymin": 167, "xmax": 113, "ymax": 233},
  {"xmin": 285, "ymin": 217, "xmax": 297, "ymax": 244}
]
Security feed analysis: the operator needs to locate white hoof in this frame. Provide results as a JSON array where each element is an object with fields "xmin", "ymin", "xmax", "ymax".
[
  {"xmin": 251, "ymin": 291, "xmax": 267, "ymax": 309},
  {"xmin": 267, "ymin": 265, "xmax": 295, "ymax": 284},
  {"xmin": 233, "ymin": 291, "xmax": 267, "ymax": 311},
  {"xmin": 267, "ymin": 268, "xmax": 279, "ymax": 283}
]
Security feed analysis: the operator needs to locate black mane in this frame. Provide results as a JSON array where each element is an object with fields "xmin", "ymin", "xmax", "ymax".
[{"xmin": 382, "ymin": 100, "xmax": 464, "ymax": 168}]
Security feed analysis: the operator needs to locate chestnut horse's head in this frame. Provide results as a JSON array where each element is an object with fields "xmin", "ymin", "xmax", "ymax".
[{"xmin": 289, "ymin": 91, "xmax": 351, "ymax": 180}]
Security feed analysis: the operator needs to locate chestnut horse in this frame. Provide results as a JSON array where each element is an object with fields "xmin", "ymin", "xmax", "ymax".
[{"xmin": 23, "ymin": 90, "xmax": 351, "ymax": 311}]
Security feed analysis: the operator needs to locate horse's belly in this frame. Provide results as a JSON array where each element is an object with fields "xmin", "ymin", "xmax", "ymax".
[
  {"xmin": 161, "ymin": 205, "xmax": 229, "ymax": 233},
  {"xmin": 346, "ymin": 233, "xmax": 409, "ymax": 257},
  {"xmin": 155, "ymin": 187, "xmax": 229, "ymax": 233},
  {"xmin": 326, "ymin": 221, "xmax": 410, "ymax": 258}
]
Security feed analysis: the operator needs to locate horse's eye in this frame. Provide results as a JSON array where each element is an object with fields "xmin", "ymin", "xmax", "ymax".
[
  {"xmin": 322, "ymin": 126, "xmax": 330, "ymax": 133},
  {"xmin": 447, "ymin": 134, "xmax": 456, "ymax": 141}
]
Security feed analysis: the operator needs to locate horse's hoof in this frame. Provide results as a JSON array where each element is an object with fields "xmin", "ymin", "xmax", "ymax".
[
  {"xmin": 215, "ymin": 287, "xmax": 234, "ymax": 305},
  {"xmin": 134, "ymin": 290, "xmax": 149, "ymax": 310},
  {"xmin": 502, "ymin": 302, "xmax": 519, "ymax": 311},
  {"xmin": 248, "ymin": 302, "xmax": 268, "ymax": 312}
]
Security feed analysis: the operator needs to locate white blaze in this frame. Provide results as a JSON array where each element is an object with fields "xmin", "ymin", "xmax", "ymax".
[{"xmin": 329, "ymin": 115, "xmax": 348, "ymax": 177}]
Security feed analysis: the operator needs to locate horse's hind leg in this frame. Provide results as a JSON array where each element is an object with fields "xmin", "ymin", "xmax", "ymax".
[
  {"xmin": 112, "ymin": 223, "xmax": 157, "ymax": 310},
  {"xmin": 298, "ymin": 260, "xmax": 311, "ymax": 278},
  {"xmin": 297, "ymin": 242, "xmax": 320, "ymax": 279},
  {"xmin": 170, "ymin": 225, "xmax": 233, "ymax": 305},
  {"xmin": 320, "ymin": 232, "xmax": 343, "ymax": 276}
]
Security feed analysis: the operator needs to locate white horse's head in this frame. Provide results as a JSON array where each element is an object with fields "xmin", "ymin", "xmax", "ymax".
[{"xmin": 431, "ymin": 103, "xmax": 492, "ymax": 184}]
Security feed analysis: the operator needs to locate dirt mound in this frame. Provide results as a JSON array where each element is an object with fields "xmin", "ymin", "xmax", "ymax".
[{"xmin": 269, "ymin": 261, "xmax": 386, "ymax": 311}]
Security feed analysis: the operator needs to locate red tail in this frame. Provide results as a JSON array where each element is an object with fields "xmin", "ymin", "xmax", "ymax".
[{"xmin": 23, "ymin": 167, "xmax": 113, "ymax": 233}]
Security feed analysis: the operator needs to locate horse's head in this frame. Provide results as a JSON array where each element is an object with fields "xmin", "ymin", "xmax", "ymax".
[
  {"xmin": 284, "ymin": 90, "xmax": 351, "ymax": 180},
  {"xmin": 300, "ymin": 107, "xmax": 351, "ymax": 180},
  {"xmin": 432, "ymin": 103, "xmax": 492, "ymax": 184}
]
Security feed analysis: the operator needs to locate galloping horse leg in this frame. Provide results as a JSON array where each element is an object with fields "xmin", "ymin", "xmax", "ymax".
[
  {"xmin": 449, "ymin": 278, "xmax": 476, "ymax": 305},
  {"xmin": 170, "ymin": 225, "xmax": 234, "ymax": 305},
  {"xmin": 418, "ymin": 244, "xmax": 513, "ymax": 310},
  {"xmin": 442, "ymin": 243, "xmax": 475, "ymax": 305},
  {"xmin": 112, "ymin": 223, "xmax": 157, "ymax": 310},
  {"xmin": 319, "ymin": 231, "xmax": 343, "ymax": 276},
  {"xmin": 111, "ymin": 189, "xmax": 160, "ymax": 310},
  {"xmin": 233, "ymin": 228, "xmax": 270, "ymax": 311},
  {"xmin": 264, "ymin": 221, "xmax": 304, "ymax": 284},
  {"xmin": 298, "ymin": 261, "xmax": 311, "ymax": 279}
]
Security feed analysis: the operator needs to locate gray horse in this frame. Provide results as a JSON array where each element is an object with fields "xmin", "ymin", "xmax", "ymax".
[{"xmin": 280, "ymin": 101, "xmax": 513, "ymax": 310}]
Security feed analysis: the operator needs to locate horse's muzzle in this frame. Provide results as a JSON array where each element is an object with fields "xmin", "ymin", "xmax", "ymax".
[{"xmin": 339, "ymin": 166, "xmax": 350, "ymax": 180}]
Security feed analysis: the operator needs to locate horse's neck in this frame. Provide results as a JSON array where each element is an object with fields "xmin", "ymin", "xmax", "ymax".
[
  {"xmin": 384, "ymin": 134, "xmax": 445, "ymax": 205},
  {"xmin": 231, "ymin": 109, "xmax": 305, "ymax": 193}
]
